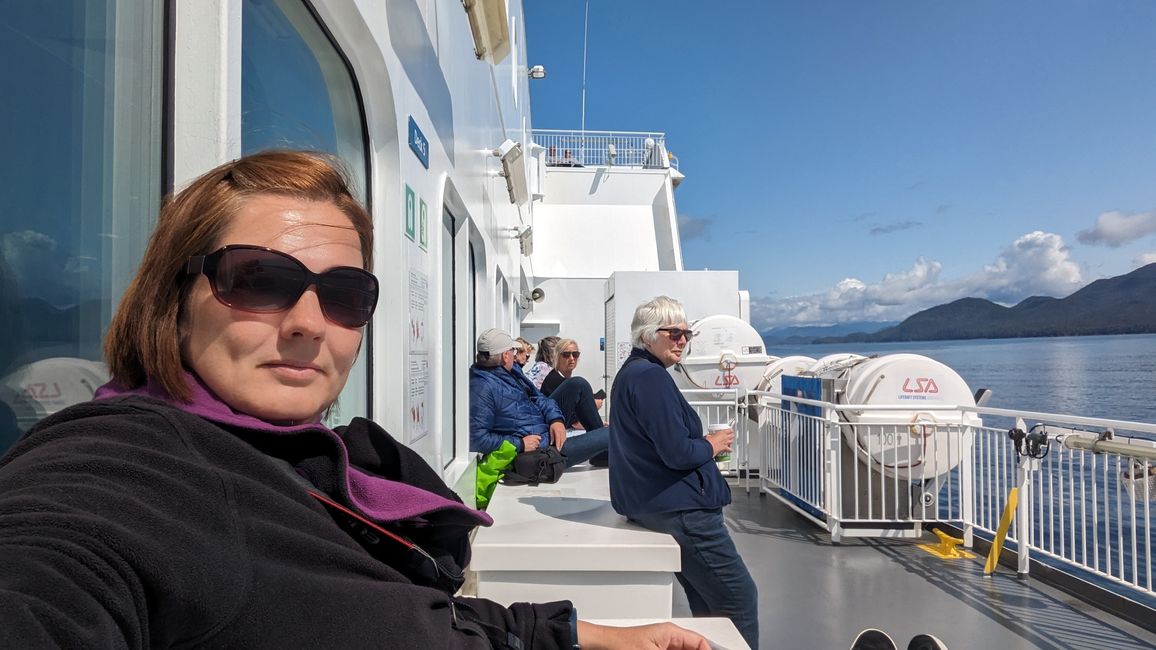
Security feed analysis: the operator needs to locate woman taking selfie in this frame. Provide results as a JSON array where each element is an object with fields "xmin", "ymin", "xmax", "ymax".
[{"xmin": 0, "ymin": 151, "xmax": 707, "ymax": 650}]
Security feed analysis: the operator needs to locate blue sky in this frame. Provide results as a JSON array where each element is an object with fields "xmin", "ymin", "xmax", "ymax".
[{"xmin": 524, "ymin": 1, "xmax": 1156, "ymax": 330}]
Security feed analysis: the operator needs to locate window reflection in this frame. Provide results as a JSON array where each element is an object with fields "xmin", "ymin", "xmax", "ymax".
[
  {"xmin": 241, "ymin": 0, "xmax": 370, "ymax": 424},
  {"xmin": 0, "ymin": 2, "xmax": 162, "ymax": 452}
]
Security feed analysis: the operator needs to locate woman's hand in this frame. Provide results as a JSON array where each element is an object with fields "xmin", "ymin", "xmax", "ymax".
[
  {"xmin": 704, "ymin": 428, "xmax": 734, "ymax": 457},
  {"xmin": 522, "ymin": 435, "xmax": 541, "ymax": 452},
  {"xmin": 577, "ymin": 621, "xmax": 711, "ymax": 650}
]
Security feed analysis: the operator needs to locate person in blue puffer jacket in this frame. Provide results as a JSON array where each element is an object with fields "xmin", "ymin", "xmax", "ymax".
[{"xmin": 469, "ymin": 328, "xmax": 609, "ymax": 468}]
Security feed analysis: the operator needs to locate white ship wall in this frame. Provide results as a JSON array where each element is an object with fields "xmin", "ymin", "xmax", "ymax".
[
  {"xmin": 604, "ymin": 270, "xmax": 744, "ymax": 386},
  {"xmin": 521, "ymin": 155, "xmax": 686, "ymax": 396}
]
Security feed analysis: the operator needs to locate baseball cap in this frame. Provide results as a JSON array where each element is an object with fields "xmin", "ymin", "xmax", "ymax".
[{"xmin": 477, "ymin": 328, "xmax": 518, "ymax": 355}]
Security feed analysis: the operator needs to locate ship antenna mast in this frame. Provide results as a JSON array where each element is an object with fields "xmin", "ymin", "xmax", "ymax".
[{"xmin": 580, "ymin": 0, "xmax": 589, "ymax": 134}]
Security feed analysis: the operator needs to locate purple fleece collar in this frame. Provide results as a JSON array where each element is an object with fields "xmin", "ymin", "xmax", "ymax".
[{"xmin": 95, "ymin": 373, "xmax": 492, "ymax": 526}]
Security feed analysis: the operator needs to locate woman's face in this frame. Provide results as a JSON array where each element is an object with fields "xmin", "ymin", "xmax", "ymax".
[
  {"xmin": 182, "ymin": 194, "xmax": 366, "ymax": 423},
  {"xmin": 556, "ymin": 342, "xmax": 580, "ymax": 376},
  {"xmin": 645, "ymin": 321, "xmax": 690, "ymax": 368},
  {"xmin": 514, "ymin": 346, "xmax": 532, "ymax": 366}
]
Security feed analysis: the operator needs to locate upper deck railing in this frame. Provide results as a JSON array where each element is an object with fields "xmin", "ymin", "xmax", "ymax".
[{"xmin": 532, "ymin": 129, "xmax": 678, "ymax": 170}]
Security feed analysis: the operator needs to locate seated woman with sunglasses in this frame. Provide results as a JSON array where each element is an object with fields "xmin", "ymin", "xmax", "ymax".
[
  {"xmin": 0, "ymin": 151, "xmax": 709, "ymax": 650},
  {"xmin": 537, "ymin": 338, "xmax": 578, "ymax": 397},
  {"xmin": 537, "ymin": 340, "xmax": 609, "ymax": 462},
  {"xmin": 609, "ymin": 296, "xmax": 759, "ymax": 650}
]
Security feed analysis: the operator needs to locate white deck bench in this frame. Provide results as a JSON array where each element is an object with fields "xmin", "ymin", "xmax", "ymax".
[{"xmin": 470, "ymin": 466, "xmax": 681, "ymax": 619}]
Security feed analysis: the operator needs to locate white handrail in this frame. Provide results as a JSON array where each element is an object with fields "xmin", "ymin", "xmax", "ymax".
[{"xmin": 745, "ymin": 389, "xmax": 1155, "ymax": 600}]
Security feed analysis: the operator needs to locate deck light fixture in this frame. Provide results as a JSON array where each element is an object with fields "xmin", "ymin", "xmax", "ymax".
[
  {"xmin": 494, "ymin": 139, "xmax": 529, "ymax": 204},
  {"xmin": 528, "ymin": 65, "xmax": 546, "ymax": 79},
  {"xmin": 518, "ymin": 226, "xmax": 534, "ymax": 256}
]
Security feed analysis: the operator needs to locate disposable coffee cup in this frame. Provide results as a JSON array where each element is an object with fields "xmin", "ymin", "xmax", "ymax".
[{"xmin": 708, "ymin": 423, "xmax": 732, "ymax": 462}]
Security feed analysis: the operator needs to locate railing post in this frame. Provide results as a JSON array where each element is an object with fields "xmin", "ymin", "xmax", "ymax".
[
  {"xmin": 736, "ymin": 388, "xmax": 750, "ymax": 493},
  {"xmin": 1015, "ymin": 452, "xmax": 1040, "ymax": 578},
  {"xmin": 961, "ymin": 421, "xmax": 976, "ymax": 549},
  {"xmin": 825, "ymin": 403, "xmax": 843, "ymax": 543}
]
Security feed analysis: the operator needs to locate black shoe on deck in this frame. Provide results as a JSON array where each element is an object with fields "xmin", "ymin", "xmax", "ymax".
[
  {"xmin": 850, "ymin": 628, "xmax": 897, "ymax": 650},
  {"xmin": 907, "ymin": 634, "xmax": 948, "ymax": 650}
]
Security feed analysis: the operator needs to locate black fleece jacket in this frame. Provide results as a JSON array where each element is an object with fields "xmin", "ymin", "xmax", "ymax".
[{"xmin": 0, "ymin": 396, "xmax": 573, "ymax": 648}]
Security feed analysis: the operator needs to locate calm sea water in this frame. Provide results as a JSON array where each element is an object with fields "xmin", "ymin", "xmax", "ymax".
[{"xmin": 763, "ymin": 333, "xmax": 1156, "ymax": 425}]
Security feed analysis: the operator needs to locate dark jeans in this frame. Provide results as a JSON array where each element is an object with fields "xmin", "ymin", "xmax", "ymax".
[
  {"xmin": 548, "ymin": 376, "xmax": 603, "ymax": 432},
  {"xmin": 559, "ymin": 426, "xmax": 609, "ymax": 468},
  {"xmin": 629, "ymin": 508, "xmax": 759, "ymax": 650},
  {"xmin": 549, "ymin": 376, "xmax": 609, "ymax": 467}
]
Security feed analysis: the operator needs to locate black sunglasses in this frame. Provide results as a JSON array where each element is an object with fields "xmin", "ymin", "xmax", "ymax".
[
  {"xmin": 186, "ymin": 245, "xmax": 379, "ymax": 328},
  {"xmin": 657, "ymin": 327, "xmax": 696, "ymax": 342},
  {"xmin": 559, "ymin": 351, "xmax": 580, "ymax": 359}
]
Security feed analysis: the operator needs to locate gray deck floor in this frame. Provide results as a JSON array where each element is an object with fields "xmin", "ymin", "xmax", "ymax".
[{"xmin": 675, "ymin": 489, "xmax": 1156, "ymax": 649}]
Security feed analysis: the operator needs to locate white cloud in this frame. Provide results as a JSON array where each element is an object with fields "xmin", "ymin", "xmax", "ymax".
[
  {"xmin": 677, "ymin": 214, "xmax": 712, "ymax": 241},
  {"xmin": 969, "ymin": 230, "xmax": 1083, "ymax": 303},
  {"xmin": 1077, "ymin": 209, "xmax": 1156, "ymax": 247},
  {"xmin": 869, "ymin": 220, "xmax": 922, "ymax": 236},
  {"xmin": 1, "ymin": 230, "xmax": 98, "ymax": 308},
  {"xmin": 751, "ymin": 231, "xmax": 1084, "ymax": 330},
  {"xmin": 1, "ymin": 231, "xmax": 59, "ymax": 290},
  {"xmin": 1135, "ymin": 252, "xmax": 1156, "ymax": 268}
]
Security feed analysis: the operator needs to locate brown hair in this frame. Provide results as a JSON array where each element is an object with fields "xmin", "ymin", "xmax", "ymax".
[
  {"xmin": 535, "ymin": 336, "xmax": 561, "ymax": 366},
  {"xmin": 103, "ymin": 150, "xmax": 373, "ymax": 401},
  {"xmin": 515, "ymin": 336, "xmax": 534, "ymax": 355}
]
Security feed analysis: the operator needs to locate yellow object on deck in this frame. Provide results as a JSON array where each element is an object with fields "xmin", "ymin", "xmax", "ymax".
[
  {"xmin": 984, "ymin": 486, "xmax": 1019, "ymax": 575},
  {"xmin": 917, "ymin": 527, "xmax": 976, "ymax": 559}
]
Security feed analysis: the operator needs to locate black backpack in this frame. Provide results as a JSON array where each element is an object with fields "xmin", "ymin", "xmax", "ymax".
[{"xmin": 501, "ymin": 447, "xmax": 566, "ymax": 486}]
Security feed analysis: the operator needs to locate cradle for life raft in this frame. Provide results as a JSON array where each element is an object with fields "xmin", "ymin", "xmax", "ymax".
[{"xmin": 769, "ymin": 353, "xmax": 981, "ymax": 532}]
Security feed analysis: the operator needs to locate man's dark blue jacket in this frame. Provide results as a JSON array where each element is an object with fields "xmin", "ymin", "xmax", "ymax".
[
  {"xmin": 608, "ymin": 347, "xmax": 731, "ymax": 516},
  {"xmin": 469, "ymin": 364, "xmax": 565, "ymax": 453}
]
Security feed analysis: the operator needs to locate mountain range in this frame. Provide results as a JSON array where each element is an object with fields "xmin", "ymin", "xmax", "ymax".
[
  {"xmin": 785, "ymin": 263, "xmax": 1156, "ymax": 344},
  {"xmin": 760, "ymin": 321, "xmax": 898, "ymax": 345}
]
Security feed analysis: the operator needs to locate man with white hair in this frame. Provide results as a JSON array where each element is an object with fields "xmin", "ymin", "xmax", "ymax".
[{"xmin": 469, "ymin": 328, "xmax": 609, "ymax": 468}]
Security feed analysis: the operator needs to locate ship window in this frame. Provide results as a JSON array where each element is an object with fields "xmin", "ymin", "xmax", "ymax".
[
  {"xmin": 0, "ymin": 2, "xmax": 163, "ymax": 452},
  {"xmin": 241, "ymin": 0, "xmax": 371, "ymax": 424}
]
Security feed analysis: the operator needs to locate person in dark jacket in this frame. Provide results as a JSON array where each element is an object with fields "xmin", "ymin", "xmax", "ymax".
[
  {"xmin": 0, "ymin": 151, "xmax": 707, "ymax": 650},
  {"xmin": 538, "ymin": 338, "xmax": 577, "ymax": 396},
  {"xmin": 609, "ymin": 295, "xmax": 759, "ymax": 650},
  {"xmin": 537, "ymin": 338, "xmax": 607, "ymax": 459},
  {"xmin": 469, "ymin": 328, "xmax": 609, "ymax": 468}
]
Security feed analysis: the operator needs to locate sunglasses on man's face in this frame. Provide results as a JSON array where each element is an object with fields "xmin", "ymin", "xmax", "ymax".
[
  {"xmin": 657, "ymin": 327, "xmax": 696, "ymax": 342},
  {"xmin": 559, "ymin": 351, "xmax": 580, "ymax": 359},
  {"xmin": 186, "ymin": 245, "xmax": 379, "ymax": 328}
]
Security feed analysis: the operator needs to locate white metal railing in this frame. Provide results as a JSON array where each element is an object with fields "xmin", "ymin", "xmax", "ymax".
[
  {"xmin": 753, "ymin": 394, "xmax": 976, "ymax": 540},
  {"xmin": 741, "ymin": 389, "xmax": 1156, "ymax": 602},
  {"xmin": 533, "ymin": 129, "xmax": 677, "ymax": 170},
  {"xmin": 969, "ymin": 415, "xmax": 1155, "ymax": 596}
]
